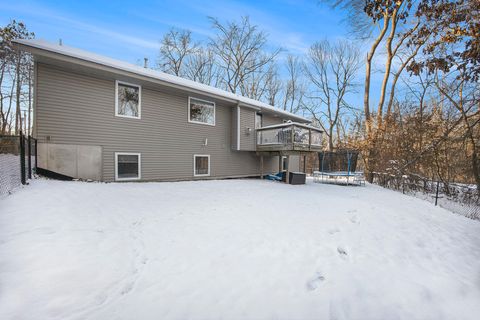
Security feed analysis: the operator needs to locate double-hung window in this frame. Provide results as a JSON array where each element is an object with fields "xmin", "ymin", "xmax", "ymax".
[
  {"xmin": 116, "ymin": 81, "xmax": 141, "ymax": 118},
  {"xmin": 115, "ymin": 153, "xmax": 141, "ymax": 181},
  {"xmin": 188, "ymin": 97, "xmax": 215, "ymax": 126}
]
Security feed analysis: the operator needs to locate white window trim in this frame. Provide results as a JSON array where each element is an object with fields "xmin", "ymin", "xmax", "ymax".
[
  {"xmin": 193, "ymin": 154, "xmax": 211, "ymax": 177},
  {"xmin": 188, "ymin": 97, "xmax": 215, "ymax": 126},
  {"xmin": 115, "ymin": 152, "xmax": 141, "ymax": 181},
  {"xmin": 115, "ymin": 80, "xmax": 141, "ymax": 119}
]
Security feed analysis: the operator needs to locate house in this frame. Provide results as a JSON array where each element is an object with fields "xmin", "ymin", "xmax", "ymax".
[{"xmin": 13, "ymin": 39, "xmax": 322, "ymax": 182}]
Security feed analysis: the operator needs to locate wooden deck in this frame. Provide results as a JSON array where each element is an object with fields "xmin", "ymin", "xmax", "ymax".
[
  {"xmin": 256, "ymin": 122, "xmax": 323, "ymax": 153},
  {"xmin": 256, "ymin": 122, "xmax": 323, "ymax": 183}
]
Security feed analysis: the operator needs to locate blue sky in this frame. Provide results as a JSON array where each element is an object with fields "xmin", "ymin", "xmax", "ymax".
[
  {"xmin": 2, "ymin": 0, "xmax": 384, "ymax": 109},
  {"xmin": 2, "ymin": 0, "xmax": 349, "ymax": 61}
]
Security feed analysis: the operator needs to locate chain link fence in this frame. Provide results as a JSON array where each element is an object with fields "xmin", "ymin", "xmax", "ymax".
[
  {"xmin": 0, "ymin": 132, "xmax": 37, "ymax": 195},
  {"xmin": 372, "ymin": 172, "xmax": 479, "ymax": 221}
]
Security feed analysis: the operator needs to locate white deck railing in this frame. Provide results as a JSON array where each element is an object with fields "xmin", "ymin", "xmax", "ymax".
[{"xmin": 256, "ymin": 122, "xmax": 323, "ymax": 151}]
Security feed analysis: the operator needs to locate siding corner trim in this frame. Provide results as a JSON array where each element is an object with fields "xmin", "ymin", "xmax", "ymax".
[{"xmin": 236, "ymin": 105, "xmax": 240, "ymax": 151}]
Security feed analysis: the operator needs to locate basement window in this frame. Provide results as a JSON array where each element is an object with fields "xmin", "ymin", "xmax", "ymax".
[
  {"xmin": 116, "ymin": 81, "xmax": 141, "ymax": 119},
  {"xmin": 194, "ymin": 155, "xmax": 210, "ymax": 177},
  {"xmin": 188, "ymin": 97, "xmax": 215, "ymax": 126},
  {"xmin": 115, "ymin": 153, "xmax": 141, "ymax": 181}
]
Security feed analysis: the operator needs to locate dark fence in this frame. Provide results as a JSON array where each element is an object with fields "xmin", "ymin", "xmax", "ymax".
[
  {"xmin": 372, "ymin": 172, "xmax": 479, "ymax": 221},
  {"xmin": 0, "ymin": 132, "xmax": 37, "ymax": 195}
]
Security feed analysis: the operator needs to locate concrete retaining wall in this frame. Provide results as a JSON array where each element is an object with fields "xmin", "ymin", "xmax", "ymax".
[{"xmin": 38, "ymin": 143, "xmax": 102, "ymax": 180}]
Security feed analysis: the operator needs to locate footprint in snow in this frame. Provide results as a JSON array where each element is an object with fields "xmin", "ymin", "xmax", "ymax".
[
  {"xmin": 120, "ymin": 282, "xmax": 134, "ymax": 295},
  {"xmin": 132, "ymin": 220, "xmax": 143, "ymax": 226},
  {"xmin": 94, "ymin": 293, "xmax": 108, "ymax": 305},
  {"xmin": 328, "ymin": 227, "xmax": 340, "ymax": 235},
  {"xmin": 306, "ymin": 272, "xmax": 326, "ymax": 291},
  {"xmin": 349, "ymin": 215, "xmax": 359, "ymax": 224},
  {"xmin": 337, "ymin": 246, "xmax": 348, "ymax": 257}
]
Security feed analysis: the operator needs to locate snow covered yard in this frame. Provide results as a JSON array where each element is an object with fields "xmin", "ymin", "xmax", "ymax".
[{"xmin": 1, "ymin": 179, "xmax": 479, "ymax": 320}]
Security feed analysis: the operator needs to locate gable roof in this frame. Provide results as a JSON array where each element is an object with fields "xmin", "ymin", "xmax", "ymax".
[{"xmin": 14, "ymin": 39, "xmax": 309, "ymax": 122}]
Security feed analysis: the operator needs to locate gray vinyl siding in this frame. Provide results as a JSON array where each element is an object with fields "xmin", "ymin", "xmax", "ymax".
[
  {"xmin": 239, "ymin": 107, "xmax": 255, "ymax": 151},
  {"xmin": 231, "ymin": 106, "xmax": 238, "ymax": 150},
  {"xmin": 289, "ymin": 155, "xmax": 301, "ymax": 172},
  {"xmin": 263, "ymin": 114, "xmax": 283, "ymax": 126},
  {"xmin": 36, "ymin": 63, "xmax": 281, "ymax": 181}
]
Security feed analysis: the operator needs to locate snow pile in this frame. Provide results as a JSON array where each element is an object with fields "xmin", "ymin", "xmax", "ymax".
[{"xmin": 1, "ymin": 179, "xmax": 479, "ymax": 319}]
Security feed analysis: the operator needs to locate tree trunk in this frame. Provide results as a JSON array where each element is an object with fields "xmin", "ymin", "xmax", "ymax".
[
  {"xmin": 3, "ymin": 71, "xmax": 17, "ymax": 134},
  {"xmin": 362, "ymin": 14, "xmax": 390, "ymax": 182},
  {"xmin": 15, "ymin": 53, "xmax": 22, "ymax": 135},
  {"xmin": 462, "ymin": 113, "xmax": 480, "ymax": 191},
  {"xmin": 328, "ymin": 126, "xmax": 334, "ymax": 151},
  {"xmin": 471, "ymin": 147, "xmax": 480, "ymax": 193},
  {"xmin": 364, "ymin": 15, "xmax": 390, "ymax": 136},
  {"xmin": 376, "ymin": 8, "xmax": 398, "ymax": 127}
]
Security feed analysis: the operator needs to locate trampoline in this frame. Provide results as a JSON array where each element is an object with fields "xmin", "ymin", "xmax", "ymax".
[{"xmin": 313, "ymin": 150, "xmax": 365, "ymax": 186}]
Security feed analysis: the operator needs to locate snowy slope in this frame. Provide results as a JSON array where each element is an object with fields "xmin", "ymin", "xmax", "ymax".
[{"xmin": 1, "ymin": 179, "xmax": 479, "ymax": 320}]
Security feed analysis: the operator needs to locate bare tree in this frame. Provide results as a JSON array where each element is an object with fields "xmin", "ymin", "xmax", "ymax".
[
  {"xmin": 184, "ymin": 47, "xmax": 221, "ymax": 86},
  {"xmin": 434, "ymin": 71, "xmax": 480, "ymax": 190},
  {"xmin": 328, "ymin": 0, "xmax": 435, "ymax": 181},
  {"xmin": 1, "ymin": 25, "xmax": 16, "ymax": 134},
  {"xmin": 0, "ymin": 67, "xmax": 15, "ymax": 134},
  {"xmin": 158, "ymin": 28, "xmax": 198, "ymax": 77},
  {"xmin": 263, "ymin": 64, "xmax": 282, "ymax": 106},
  {"xmin": 282, "ymin": 55, "xmax": 305, "ymax": 114},
  {"xmin": 0, "ymin": 20, "xmax": 34, "ymax": 135},
  {"xmin": 209, "ymin": 16, "xmax": 281, "ymax": 98},
  {"xmin": 328, "ymin": 0, "xmax": 399, "ymax": 134},
  {"xmin": 303, "ymin": 40, "xmax": 360, "ymax": 151}
]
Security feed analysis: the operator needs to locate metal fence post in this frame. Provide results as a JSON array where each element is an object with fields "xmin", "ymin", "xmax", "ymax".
[
  {"xmin": 19, "ymin": 132, "xmax": 26, "ymax": 185},
  {"xmin": 435, "ymin": 181, "xmax": 440, "ymax": 206},
  {"xmin": 34, "ymin": 138, "xmax": 38, "ymax": 171},
  {"xmin": 27, "ymin": 135, "xmax": 32, "ymax": 179}
]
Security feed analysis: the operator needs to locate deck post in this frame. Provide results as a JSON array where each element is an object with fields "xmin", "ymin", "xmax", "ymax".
[
  {"xmin": 320, "ymin": 152, "xmax": 324, "ymax": 183},
  {"xmin": 286, "ymin": 155, "xmax": 290, "ymax": 184},
  {"xmin": 260, "ymin": 155, "xmax": 264, "ymax": 179},
  {"xmin": 308, "ymin": 129, "xmax": 312, "ymax": 151},
  {"xmin": 278, "ymin": 154, "xmax": 282, "ymax": 172},
  {"xmin": 291, "ymin": 125, "xmax": 295, "ymax": 149}
]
